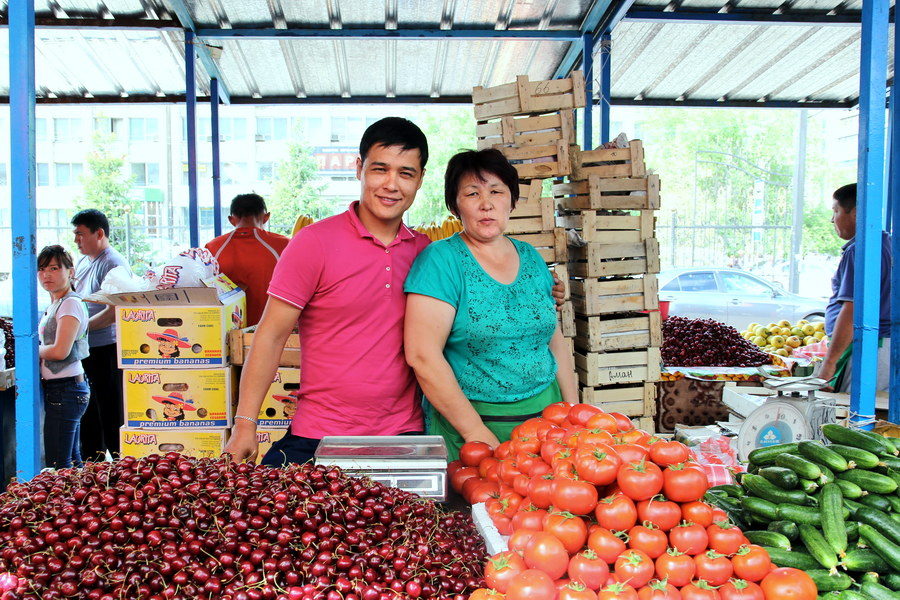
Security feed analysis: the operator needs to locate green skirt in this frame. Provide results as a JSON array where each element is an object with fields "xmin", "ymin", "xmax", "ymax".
[{"xmin": 425, "ymin": 381, "xmax": 562, "ymax": 462}]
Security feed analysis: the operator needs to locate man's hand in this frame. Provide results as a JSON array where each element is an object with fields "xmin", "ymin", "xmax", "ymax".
[
  {"xmin": 818, "ymin": 361, "xmax": 837, "ymax": 392},
  {"xmin": 223, "ymin": 420, "xmax": 259, "ymax": 462},
  {"xmin": 551, "ymin": 272, "xmax": 566, "ymax": 309}
]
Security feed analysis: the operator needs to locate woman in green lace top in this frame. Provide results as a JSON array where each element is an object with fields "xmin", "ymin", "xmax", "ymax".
[{"xmin": 404, "ymin": 149, "xmax": 578, "ymax": 460}]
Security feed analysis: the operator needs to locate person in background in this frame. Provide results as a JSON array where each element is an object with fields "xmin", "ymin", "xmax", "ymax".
[
  {"xmin": 72, "ymin": 209, "xmax": 130, "ymax": 460},
  {"xmin": 205, "ymin": 193, "xmax": 290, "ymax": 327},
  {"xmin": 819, "ymin": 183, "xmax": 892, "ymax": 392},
  {"xmin": 37, "ymin": 245, "xmax": 90, "ymax": 469},
  {"xmin": 403, "ymin": 149, "xmax": 578, "ymax": 460}
]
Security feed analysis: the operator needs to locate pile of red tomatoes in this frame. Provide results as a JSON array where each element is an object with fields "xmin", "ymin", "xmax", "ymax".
[{"xmin": 456, "ymin": 402, "xmax": 817, "ymax": 600}]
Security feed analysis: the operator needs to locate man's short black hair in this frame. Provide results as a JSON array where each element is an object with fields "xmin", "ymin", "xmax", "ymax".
[
  {"xmin": 833, "ymin": 183, "xmax": 857, "ymax": 212},
  {"xmin": 230, "ymin": 193, "xmax": 267, "ymax": 218},
  {"xmin": 444, "ymin": 148, "xmax": 520, "ymax": 217},
  {"xmin": 359, "ymin": 117, "xmax": 429, "ymax": 169},
  {"xmin": 71, "ymin": 209, "xmax": 110, "ymax": 237}
]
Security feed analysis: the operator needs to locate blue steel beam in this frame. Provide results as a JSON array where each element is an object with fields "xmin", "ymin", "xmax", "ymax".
[
  {"xmin": 851, "ymin": 0, "xmax": 890, "ymax": 428},
  {"xmin": 554, "ymin": 0, "xmax": 637, "ymax": 79},
  {"xmin": 196, "ymin": 28, "xmax": 582, "ymax": 40},
  {"xmin": 582, "ymin": 33, "xmax": 594, "ymax": 150},
  {"xmin": 890, "ymin": 31, "xmax": 900, "ymax": 423},
  {"xmin": 210, "ymin": 78, "xmax": 222, "ymax": 238},
  {"xmin": 599, "ymin": 33, "xmax": 612, "ymax": 143},
  {"xmin": 166, "ymin": 0, "xmax": 230, "ymax": 105},
  {"xmin": 623, "ymin": 9, "xmax": 880, "ymax": 26},
  {"xmin": 9, "ymin": 0, "xmax": 41, "ymax": 479},
  {"xmin": 186, "ymin": 30, "xmax": 199, "ymax": 249}
]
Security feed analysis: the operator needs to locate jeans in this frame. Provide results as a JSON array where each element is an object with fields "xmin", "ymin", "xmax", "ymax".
[
  {"xmin": 42, "ymin": 377, "xmax": 90, "ymax": 469},
  {"xmin": 260, "ymin": 429, "xmax": 425, "ymax": 467},
  {"xmin": 81, "ymin": 344, "xmax": 124, "ymax": 459}
]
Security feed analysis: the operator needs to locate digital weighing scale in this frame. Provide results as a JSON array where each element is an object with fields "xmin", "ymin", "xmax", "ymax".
[{"xmin": 314, "ymin": 435, "xmax": 449, "ymax": 501}]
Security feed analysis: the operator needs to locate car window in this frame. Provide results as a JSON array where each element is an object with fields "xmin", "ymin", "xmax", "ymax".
[
  {"xmin": 720, "ymin": 272, "xmax": 772, "ymax": 295},
  {"xmin": 661, "ymin": 277, "xmax": 680, "ymax": 291},
  {"xmin": 675, "ymin": 272, "xmax": 717, "ymax": 292}
]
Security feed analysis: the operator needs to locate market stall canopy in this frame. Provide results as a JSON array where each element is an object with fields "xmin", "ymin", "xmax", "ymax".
[{"xmin": 0, "ymin": 0, "xmax": 893, "ymax": 107}]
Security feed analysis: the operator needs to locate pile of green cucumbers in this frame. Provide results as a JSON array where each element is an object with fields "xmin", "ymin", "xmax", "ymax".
[{"xmin": 705, "ymin": 424, "xmax": 900, "ymax": 599}]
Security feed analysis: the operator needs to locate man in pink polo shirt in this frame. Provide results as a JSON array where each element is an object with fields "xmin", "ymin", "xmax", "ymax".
[{"xmin": 225, "ymin": 117, "xmax": 430, "ymax": 464}]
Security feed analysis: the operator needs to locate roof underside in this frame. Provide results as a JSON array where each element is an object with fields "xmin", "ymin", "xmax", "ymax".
[{"xmin": 0, "ymin": 0, "xmax": 894, "ymax": 107}]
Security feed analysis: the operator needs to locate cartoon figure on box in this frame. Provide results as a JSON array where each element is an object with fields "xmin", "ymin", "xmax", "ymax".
[
  {"xmin": 151, "ymin": 391, "xmax": 197, "ymax": 422},
  {"xmin": 146, "ymin": 328, "xmax": 191, "ymax": 358},
  {"xmin": 271, "ymin": 389, "xmax": 299, "ymax": 419},
  {"xmin": 231, "ymin": 306, "xmax": 243, "ymax": 329}
]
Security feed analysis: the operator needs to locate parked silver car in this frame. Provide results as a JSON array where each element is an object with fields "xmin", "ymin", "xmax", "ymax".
[{"xmin": 659, "ymin": 268, "xmax": 825, "ymax": 331}]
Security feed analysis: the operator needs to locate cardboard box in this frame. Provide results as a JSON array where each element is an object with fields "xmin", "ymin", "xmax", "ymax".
[
  {"xmin": 250, "ymin": 367, "xmax": 300, "ymax": 428},
  {"xmin": 87, "ymin": 275, "xmax": 246, "ymax": 369},
  {"xmin": 119, "ymin": 427, "xmax": 227, "ymax": 459},
  {"xmin": 255, "ymin": 428, "xmax": 288, "ymax": 463},
  {"xmin": 123, "ymin": 368, "xmax": 235, "ymax": 428}
]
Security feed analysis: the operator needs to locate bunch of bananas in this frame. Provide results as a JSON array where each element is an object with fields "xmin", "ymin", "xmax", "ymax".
[
  {"xmin": 414, "ymin": 215, "xmax": 463, "ymax": 241},
  {"xmin": 291, "ymin": 214, "xmax": 316, "ymax": 237}
]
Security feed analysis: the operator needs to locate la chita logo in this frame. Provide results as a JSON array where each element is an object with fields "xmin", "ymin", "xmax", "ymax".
[
  {"xmin": 128, "ymin": 372, "xmax": 161, "ymax": 384},
  {"xmin": 121, "ymin": 309, "xmax": 155, "ymax": 322},
  {"xmin": 273, "ymin": 372, "xmax": 282, "ymax": 383},
  {"xmin": 124, "ymin": 432, "xmax": 158, "ymax": 445}
]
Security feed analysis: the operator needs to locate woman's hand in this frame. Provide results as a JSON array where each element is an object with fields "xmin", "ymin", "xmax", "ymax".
[
  {"xmin": 461, "ymin": 424, "xmax": 501, "ymax": 449},
  {"xmin": 551, "ymin": 272, "xmax": 566, "ymax": 308}
]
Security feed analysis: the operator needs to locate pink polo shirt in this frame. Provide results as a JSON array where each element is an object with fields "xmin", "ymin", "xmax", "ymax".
[{"xmin": 267, "ymin": 202, "xmax": 430, "ymax": 438}]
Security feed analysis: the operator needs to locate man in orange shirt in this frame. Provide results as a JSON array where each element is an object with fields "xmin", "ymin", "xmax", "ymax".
[{"xmin": 205, "ymin": 194, "xmax": 290, "ymax": 326}]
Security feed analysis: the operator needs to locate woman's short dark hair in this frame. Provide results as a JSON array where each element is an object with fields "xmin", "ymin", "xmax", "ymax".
[
  {"xmin": 444, "ymin": 149, "xmax": 520, "ymax": 216},
  {"xmin": 37, "ymin": 245, "xmax": 75, "ymax": 270}
]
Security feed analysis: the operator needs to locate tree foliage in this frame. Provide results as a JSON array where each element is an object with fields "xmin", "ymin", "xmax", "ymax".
[{"xmin": 268, "ymin": 134, "xmax": 328, "ymax": 234}]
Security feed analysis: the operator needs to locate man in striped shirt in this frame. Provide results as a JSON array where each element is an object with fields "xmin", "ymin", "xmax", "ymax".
[{"xmin": 205, "ymin": 194, "xmax": 290, "ymax": 327}]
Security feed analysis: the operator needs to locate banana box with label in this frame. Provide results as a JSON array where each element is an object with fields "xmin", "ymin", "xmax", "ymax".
[
  {"xmin": 86, "ymin": 274, "xmax": 246, "ymax": 369},
  {"xmin": 123, "ymin": 368, "xmax": 235, "ymax": 428},
  {"xmin": 255, "ymin": 428, "xmax": 288, "ymax": 463},
  {"xmin": 119, "ymin": 427, "xmax": 228, "ymax": 459},
  {"xmin": 245, "ymin": 367, "xmax": 300, "ymax": 429}
]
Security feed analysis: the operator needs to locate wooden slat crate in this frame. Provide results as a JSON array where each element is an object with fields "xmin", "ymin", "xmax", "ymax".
[
  {"xmin": 574, "ymin": 311, "xmax": 662, "ymax": 353},
  {"xmin": 569, "ymin": 239, "xmax": 660, "ymax": 278},
  {"xmin": 635, "ymin": 416, "xmax": 656, "ymax": 433},
  {"xmin": 553, "ymin": 263, "xmax": 571, "ymax": 300},
  {"xmin": 571, "ymin": 275, "xmax": 659, "ymax": 315},
  {"xmin": 553, "ymin": 175, "xmax": 660, "ymax": 211},
  {"xmin": 228, "ymin": 326, "xmax": 300, "ymax": 367},
  {"xmin": 473, "ymin": 72, "xmax": 586, "ymax": 120},
  {"xmin": 574, "ymin": 347, "xmax": 662, "ymax": 387},
  {"xmin": 561, "ymin": 301, "xmax": 576, "ymax": 338},
  {"xmin": 499, "ymin": 140, "xmax": 572, "ymax": 179},
  {"xmin": 571, "ymin": 140, "xmax": 646, "ymax": 179},
  {"xmin": 477, "ymin": 110, "xmax": 576, "ymax": 150},
  {"xmin": 581, "ymin": 382, "xmax": 657, "ymax": 417},
  {"xmin": 510, "ymin": 228, "xmax": 568, "ymax": 264},
  {"xmin": 557, "ymin": 210, "xmax": 656, "ymax": 245}
]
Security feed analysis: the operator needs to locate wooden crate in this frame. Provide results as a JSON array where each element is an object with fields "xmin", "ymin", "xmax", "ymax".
[
  {"xmin": 574, "ymin": 347, "xmax": 662, "ymax": 387},
  {"xmin": 510, "ymin": 228, "xmax": 567, "ymax": 264},
  {"xmin": 228, "ymin": 326, "xmax": 300, "ymax": 367},
  {"xmin": 571, "ymin": 140, "xmax": 646, "ymax": 179},
  {"xmin": 571, "ymin": 275, "xmax": 659, "ymax": 315},
  {"xmin": 569, "ymin": 239, "xmax": 660, "ymax": 278},
  {"xmin": 553, "ymin": 263, "xmax": 571, "ymax": 300},
  {"xmin": 473, "ymin": 72, "xmax": 586, "ymax": 120},
  {"xmin": 477, "ymin": 110, "xmax": 575, "ymax": 150},
  {"xmin": 574, "ymin": 311, "xmax": 662, "ymax": 353},
  {"xmin": 499, "ymin": 140, "xmax": 572, "ymax": 179},
  {"xmin": 561, "ymin": 301, "xmax": 576, "ymax": 338},
  {"xmin": 0, "ymin": 367, "xmax": 14, "ymax": 391},
  {"xmin": 557, "ymin": 210, "xmax": 656, "ymax": 245},
  {"xmin": 553, "ymin": 175, "xmax": 660, "ymax": 211},
  {"xmin": 580, "ymin": 382, "xmax": 657, "ymax": 417},
  {"xmin": 635, "ymin": 416, "xmax": 656, "ymax": 433}
]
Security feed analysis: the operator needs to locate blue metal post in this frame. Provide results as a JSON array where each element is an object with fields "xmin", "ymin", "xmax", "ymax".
[
  {"xmin": 9, "ymin": 0, "xmax": 41, "ymax": 479},
  {"xmin": 210, "ymin": 78, "xmax": 222, "ymax": 238},
  {"xmin": 581, "ymin": 33, "xmax": 594, "ymax": 150},
  {"xmin": 851, "ymin": 0, "xmax": 889, "ymax": 427},
  {"xmin": 889, "ymin": 27, "xmax": 900, "ymax": 423},
  {"xmin": 185, "ymin": 30, "xmax": 199, "ymax": 248},
  {"xmin": 599, "ymin": 33, "xmax": 612, "ymax": 144}
]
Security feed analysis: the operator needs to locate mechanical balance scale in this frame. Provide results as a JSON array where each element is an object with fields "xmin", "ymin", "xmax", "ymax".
[
  {"xmin": 722, "ymin": 374, "xmax": 837, "ymax": 462},
  {"xmin": 314, "ymin": 435, "xmax": 449, "ymax": 500}
]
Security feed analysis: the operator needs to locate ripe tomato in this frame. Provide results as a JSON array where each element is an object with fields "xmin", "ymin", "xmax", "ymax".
[
  {"xmin": 586, "ymin": 412, "xmax": 620, "ymax": 433},
  {"xmin": 718, "ymin": 578, "xmax": 765, "ymax": 600},
  {"xmin": 506, "ymin": 569, "xmax": 558, "ymax": 600},
  {"xmin": 730, "ymin": 545, "xmax": 771, "ymax": 583},
  {"xmin": 578, "ymin": 429, "xmax": 616, "ymax": 448},
  {"xmin": 512, "ymin": 473, "xmax": 531, "ymax": 497},
  {"xmin": 469, "ymin": 589, "xmax": 505, "ymax": 600},
  {"xmin": 636, "ymin": 496, "xmax": 682, "ymax": 532},
  {"xmin": 511, "ymin": 506, "xmax": 547, "ymax": 532},
  {"xmin": 552, "ymin": 478, "xmax": 599, "ymax": 515},
  {"xmin": 559, "ymin": 580, "xmax": 600, "ymax": 600},
  {"xmin": 484, "ymin": 551, "xmax": 527, "ymax": 593},
  {"xmin": 594, "ymin": 493, "xmax": 638, "ymax": 531},
  {"xmin": 574, "ymin": 447, "xmax": 621, "ymax": 486},
  {"xmin": 681, "ymin": 501, "xmax": 714, "ymax": 528},
  {"xmin": 449, "ymin": 466, "xmax": 479, "ymax": 492},
  {"xmin": 694, "ymin": 550, "xmax": 733, "ymax": 586},
  {"xmin": 523, "ymin": 532, "xmax": 570, "ymax": 580},
  {"xmin": 669, "ymin": 522, "xmax": 709, "ymax": 556},
  {"xmin": 599, "ymin": 582, "xmax": 638, "ymax": 600},
  {"xmin": 494, "ymin": 441, "xmax": 512, "ymax": 459},
  {"xmin": 587, "ymin": 527, "xmax": 627, "ymax": 564},
  {"xmin": 496, "ymin": 459, "xmax": 521, "ymax": 485},
  {"xmin": 662, "ymin": 464, "xmax": 710, "ymax": 503},
  {"xmin": 544, "ymin": 511, "xmax": 589, "ymax": 555},
  {"xmin": 617, "ymin": 460, "xmax": 664, "ymax": 502},
  {"xmin": 541, "ymin": 440, "xmax": 568, "ymax": 466},
  {"xmin": 679, "ymin": 580, "xmax": 721, "ymax": 600},
  {"xmin": 614, "ymin": 549, "xmax": 655, "ymax": 589},
  {"xmin": 706, "ymin": 522, "xmax": 748, "ymax": 556},
  {"xmin": 628, "ymin": 523, "xmax": 668, "ymax": 559},
  {"xmin": 528, "ymin": 475, "xmax": 556, "ymax": 509},
  {"xmin": 569, "ymin": 404, "xmax": 602, "ymax": 426},
  {"xmin": 467, "ymin": 480, "xmax": 499, "ymax": 504},
  {"xmin": 568, "ymin": 549, "xmax": 610, "ymax": 591},
  {"xmin": 510, "ymin": 435, "xmax": 541, "ymax": 455},
  {"xmin": 447, "ymin": 460, "xmax": 464, "ymax": 477},
  {"xmin": 609, "ymin": 412, "xmax": 634, "ymax": 431},
  {"xmin": 759, "ymin": 568, "xmax": 816, "ymax": 600},
  {"xmin": 615, "ymin": 443, "xmax": 650, "ymax": 464},
  {"xmin": 459, "ymin": 441, "xmax": 494, "ymax": 467},
  {"xmin": 649, "ymin": 440, "xmax": 691, "ymax": 467},
  {"xmin": 508, "ymin": 528, "xmax": 539, "ymax": 553},
  {"xmin": 637, "ymin": 580, "xmax": 682, "ymax": 600},
  {"xmin": 542, "ymin": 401, "xmax": 572, "ymax": 425},
  {"xmin": 654, "ymin": 548, "xmax": 696, "ymax": 587},
  {"xmin": 710, "ymin": 507, "xmax": 728, "ymax": 523},
  {"xmin": 479, "ymin": 457, "xmax": 501, "ymax": 480}
]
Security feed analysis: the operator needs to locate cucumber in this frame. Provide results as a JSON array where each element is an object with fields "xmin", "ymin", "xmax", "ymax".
[
  {"xmin": 744, "ymin": 530, "xmax": 791, "ymax": 550},
  {"xmin": 708, "ymin": 484, "xmax": 743, "ymax": 498},
  {"xmin": 858, "ymin": 523, "xmax": 900, "ymax": 572},
  {"xmin": 841, "ymin": 548, "xmax": 890, "ymax": 573},
  {"xmin": 761, "ymin": 546, "xmax": 821, "ymax": 570},
  {"xmin": 740, "ymin": 496, "xmax": 778, "ymax": 522},
  {"xmin": 799, "ymin": 440, "xmax": 850, "ymax": 472},
  {"xmin": 843, "ymin": 497, "xmax": 864, "ymax": 518},
  {"xmin": 838, "ymin": 592, "xmax": 874, "ymax": 600},
  {"xmin": 758, "ymin": 466, "xmax": 800, "ymax": 490},
  {"xmin": 860, "ymin": 493, "xmax": 894, "ymax": 512},
  {"xmin": 767, "ymin": 520, "xmax": 800, "ymax": 541},
  {"xmin": 777, "ymin": 503, "xmax": 821, "ymax": 525},
  {"xmin": 829, "ymin": 444, "xmax": 882, "ymax": 469},
  {"xmin": 749, "ymin": 442, "xmax": 800, "ymax": 466},
  {"xmin": 846, "ymin": 521, "xmax": 859, "ymax": 541},
  {"xmin": 799, "ymin": 478, "xmax": 820, "ymax": 494},
  {"xmin": 799, "ymin": 523, "xmax": 839, "ymax": 570},
  {"xmin": 855, "ymin": 506, "xmax": 900, "ymax": 546},
  {"xmin": 819, "ymin": 463, "xmax": 836, "ymax": 484},
  {"xmin": 881, "ymin": 573, "xmax": 900, "ymax": 592},
  {"xmin": 807, "ymin": 570, "xmax": 853, "ymax": 592},
  {"xmin": 823, "ymin": 424, "xmax": 896, "ymax": 456},
  {"xmin": 889, "ymin": 437, "xmax": 900, "ymax": 453},
  {"xmin": 741, "ymin": 473, "xmax": 810, "ymax": 505},
  {"xmin": 820, "ymin": 483, "xmax": 847, "ymax": 556},
  {"xmin": 837, "ymin": 469, "xmax": 899, "ymax": 494},
  {"xmin": 834, "ymin": 478, "xmax": 865, "ymax": 499},
  {"xmin": 885, "ymin": 468, "xmax": 900, "ymax": 488},
  {"xmin": 878, "ymin": 455, "xmax": 900, "ymax": 470},
  {"xmin": 859, "ymin": 581, "xmax": 900, "ymax": 600},
  {"xmin": 863, "ymin": 572, "xmax": 885, "ymax": 584},
  {"xmin": 887, "ymin": 494, "xmax": 900, "ymax": 514},
  {"xmin": 774, "ymin": 453, "xmax": 824, "ymax": 481}
]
